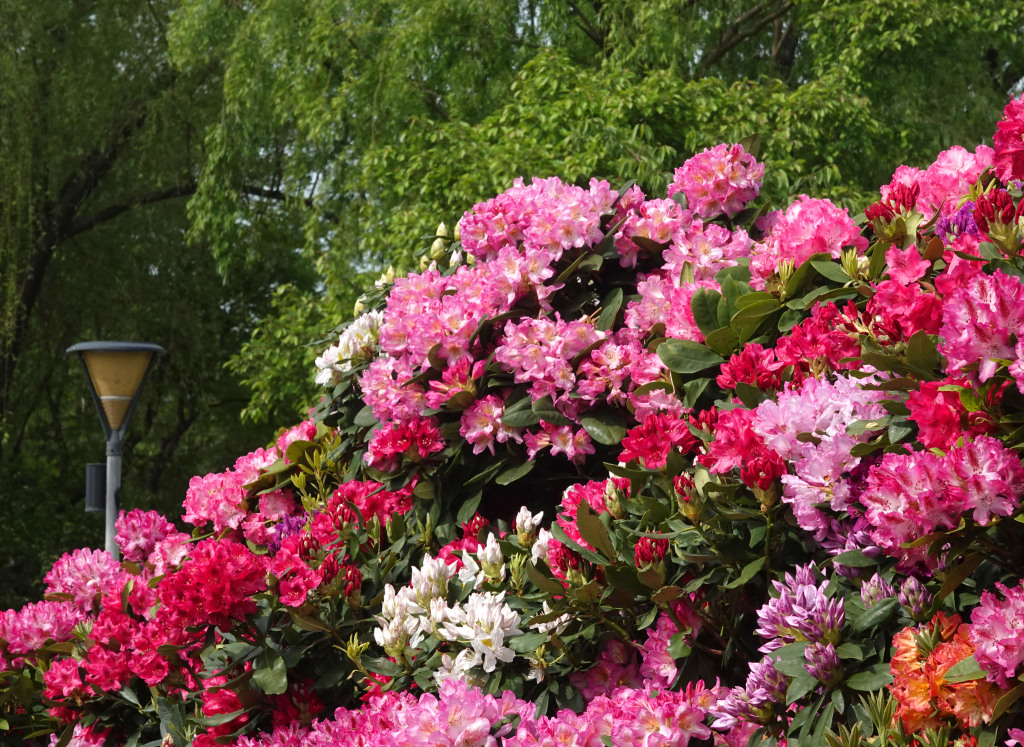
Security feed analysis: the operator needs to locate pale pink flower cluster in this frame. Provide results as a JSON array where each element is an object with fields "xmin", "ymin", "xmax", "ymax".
[
  {"xmin": 752, "ymin": 375, "xmax": 888, "ymax": 539},
  {"xmin": 749, "ymin": 196, "xmax": 868, "ymax": 290},
  {"xmin": 460, "ymin": 394, "xmax": 524, "ymax": 455},
  {"xmin": 858, "ymin": 436, "xmax": 1024, "ymax": 560},
  {"xmin": 115, "ymin": 508, "xmax": 187, "ymax": 564},
  {"xmin": 876, "ymin": 144, "xmax": 993, "ymax": 222},
  {"xmin": 0, "ymin": 600, "xmax": 82, "ymax": 669},
  {"xmin": 183, "ymin": 447, "xmax": 277, "ymax": 532},
  {"xmin": 240, "ymin": 676, "xmax": 719, "ymax": 747},
  {"xmin": 624, "ymin": 273, "xmax": 710, "ymax": 342},
  {"xmin": 43, "ymin": 547, "xmax": 124, "ymax": 613},
  {"xmin": 276, "ymin": 418, "xmax": 318, "ymax": 457},
  {"xmin": 667, "ymin": 142, "xmax": 765, "ymax": 218},
  {"xmin": 939, "ymin": 269, "xmax": 1024, "ymax": 383},
  {"xmin": 614, "ymin": 192, "xmax": 696, "ymax": 267},
  {"xmin": 458, "ymin": 177, "xmax": 616, "ymax": 262},
  {"xmin": 494, "ymin": 315, "xmax": 605, "ymax": 403},
  {"xmin": 663, "ymin": 222, "xmax": 752, "ymax": 282},
  {"xmin": 970, "ymin": 581, "xmax": 1024, "ymax": 688}
]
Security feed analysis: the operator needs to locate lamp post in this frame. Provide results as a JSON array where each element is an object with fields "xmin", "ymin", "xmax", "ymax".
[{"xmin": 67, "ymin": 341, "xmax": 164, "ymax": 559}]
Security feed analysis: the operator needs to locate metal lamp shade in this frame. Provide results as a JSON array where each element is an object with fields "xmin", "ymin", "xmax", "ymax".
[
  {"xmin": 67, "ymin": 341, "xmax": 165, "ymax": 438},
  {"xmin": 81, "ymin": 350, "xmax": 153, "ymax": 431}
]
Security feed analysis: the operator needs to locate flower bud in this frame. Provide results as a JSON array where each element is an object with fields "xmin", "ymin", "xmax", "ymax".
[
  {"xmin": 514, "ymin": 506, "xmax": 544, "ymax": 546},
  {"xmin": 436, "ymin": 221, "xmax": 449, "ymax": 238},
  {"xmin": 804, "ymin": 642, "xmax": 843, "ymax": 687},
  {"xmin": 430, "ymin": 237, "xmax": 447, "ymax": 260},
  {"xmin": 898, "ymin": 576, "xmax": 933, "ymax": 621},
  {"xmin": 674, "ymin": 474, "xmax": 702, "ymax": 522},
  {"xmin": 603, "ymin": 480, "xmax": 626, "ymax": 519},
  {"xmin": 860, "ymin": 572, "xmax": 895, "ymax": 609}
]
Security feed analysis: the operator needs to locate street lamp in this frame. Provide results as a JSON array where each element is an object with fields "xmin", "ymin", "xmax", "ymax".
[{"xmin": 67, "ymin": 341, "xmax": 164, "ymax": 559}]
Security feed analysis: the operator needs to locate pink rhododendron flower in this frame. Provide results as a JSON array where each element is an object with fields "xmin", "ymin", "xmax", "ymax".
[
  {"xmin": 970, "ymin": 581, "xmax": 1024, "ymax": 689},
  {"xmin": 156, "ymin": 538, "xmax": 268, "ymax": 631},
  {"xmin": 906, "ymin": 378, "xmax": 996, "ymax": 450},
  {"xmin": 619, "ymin": 411, "xmax": 699, "ymax": 469},
  {"xmin": 668, "ymin": 142, "xmax": 764, "ymax": 218},
  {"xmin": 43, "ymin": 547, "xmax": 124, "ymax": 613},
  {"xmin": 459, "ymin": 394, "xmax": 524, "ymax": 455},
  {"xmin": 749, "ymin": 196, "xmax": 868, "ymax": 290},
  {"xmin": 939, "ymin": 269, "xmax": 1024, "ymax": 382},
  {"xmin": 276, "ymin": 418, "xmax": 318, "ymax": 457},
  {"xmin": 916, "ymin": 144, "xmax": 993, "ymax": 218},
  {"xmin": 115, "ymin": 508, "xmax": 181, "ymax": 564},
  {"xmin": 885, "ymin": 244, "xmax": 931, "ymax": 285}
]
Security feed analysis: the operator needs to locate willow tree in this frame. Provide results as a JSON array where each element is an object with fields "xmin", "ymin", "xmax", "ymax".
[{"xmin": 0, "ymin": 0, "xmax": 317, "ymax": 607}]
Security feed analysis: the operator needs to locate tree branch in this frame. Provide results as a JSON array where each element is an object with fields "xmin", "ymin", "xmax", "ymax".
[
  {"xmin": 565, "ymin": 0, "xmax": 604, "ymax": 51},
  {"xmin": 66, "ymin": 184, "xmax": 196, "ymax": 239},
  {"xmin": 695, "ymin": 1, "xmax": 794, "ymax": 79}
]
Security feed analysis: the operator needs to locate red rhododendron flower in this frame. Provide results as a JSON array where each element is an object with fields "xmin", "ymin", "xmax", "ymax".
[{"xmin": 993, "ymin": 95, "xmax": 1024, "ymax": 183}]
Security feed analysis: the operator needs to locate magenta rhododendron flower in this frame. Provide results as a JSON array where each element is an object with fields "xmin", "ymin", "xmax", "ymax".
[{"xmin": 993, "ymin": 95, "xmax": 1024, "ymax": 184}]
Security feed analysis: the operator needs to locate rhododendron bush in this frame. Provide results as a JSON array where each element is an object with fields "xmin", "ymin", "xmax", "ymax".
[{"xmin": 8, "ymin": 100, "xmax": 1024, "ymax": 747}]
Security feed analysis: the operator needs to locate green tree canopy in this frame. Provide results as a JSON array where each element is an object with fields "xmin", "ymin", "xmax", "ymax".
[{"xmin": 167, "ymin": 0, "xmax": 1024, "ymax": 421}]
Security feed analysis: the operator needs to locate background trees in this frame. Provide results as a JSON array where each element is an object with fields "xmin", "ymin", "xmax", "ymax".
[
  {"xmin": 1, "ymin": 0, "xmax": 1022, "ymax": 607},
  {"xmin": 0, "ymin": 0, "xmax": 316, "ymax": 607},
  {"xmin": 170, "ymin": 0, "xmax": 1024, "ymax": 420}
]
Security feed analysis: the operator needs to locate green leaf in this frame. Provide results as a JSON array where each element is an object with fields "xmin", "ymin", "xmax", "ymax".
[
  {"xmin": 657, "ymin": 339, "xmax": 724, "ymax": 374},
  {"xmin": 943, "ymin": 654, "xmax": 986, "ymax": 683},
  {"xmin": 666, "ymin": 630, "xmax": 691, "ymax": 660},
  {"xmin": 851, "ymin": 597, "xmax": 899, "ymax": 632},
  {"xmin": 353, "ymin": 406, "xmax": 378, "ymax": 427},
  {"xmin": 787, "ymin": 672, "xmax": 818, "ymax": 704},
  {"xmin": 527, "ymin": 561, "xmax": 567, "ymax": 596},
  {"xmin": 831, "ymin": 550, "xmax": 877, "ymax": 568},
  {"xmin": 456, "ymin": 491, "xmax": 483, "ymax": 525},
  {"xmin": 508, "ymin": 631, "xmax": 548, "ymax": 653},
  {"xmin": 532, "ymin": 396, "xmax": 571, "ymax": 425},
  {"xmin": 576, "ymin": 500, "xmax": 617, "ymax": 560},
  {"xmin": 906, "ymin": 330, "xmax": 940, "ymax": 373},
  {"xmin": 496, "ymin": 460, "xmax": 535, "ymax": 485},
  {"xmin": 734, "ymin": 382, "xmax": 765, "ymax": 409},
  {"xmin": 937, "ymin": 552, "xmax": 984, "ymax": 602},
  {"xmin": 738, "ymin": 132, "xmax": 761, "ymax": 159},
  {"xmin": 580, "ymin": 408, "xmax": 628, "ymax": 445},
  {"xmin": 810, "ymin": 259, "xmax": 852, "ymax": 283},
  {"xmin": 703, "ymin": 327, "xmax": 740, "ymax": 356},
  {"xmin": 690, "ymin": 289, "xmax": 723, "ymax": 336},
  {"xmin": 723, "ymin": 557, "xmax": 764, "ymax": 589},
  {"xmin": 836, "ymin": 643, "xmax": 864, "ymax": 661},
  {"xmin": 596, "ymin": 288, "xmax": 624, "ymax": 331},
  {"xmin": 502, "ymin": 405, "xmax": 542, "ymax": 428},
  {"xmin": 990, "ymin": 683, "xmax": 1024, "ymax": 722},
  {"xmin": 253, "ymin": 650, "xmax": 288, "ymax": 695},
  {"xmin": 979, "ymin": 241, "xmax": 1002, "ymax": 261},
  {"xmin": 194, "ymin": 708, "xmax": 247, "ymax": 727},
  {"xmin": 363, "ymin": 657, "xmax": 404, "ymax": 677},
  {"xmin": 734, "ymin": 291, "xmax": 777, "ymax": 309},
  {"xmin": 681, "ymin": 376, "xmax": 712, "ymax": 408},
  {"xmin": 550, "ymin": 522, "xmax": 609, "ymax": 565},
  {"xmin": 777, "ymin": 308, "xmax": 804, "ymax": 333},
  {"xmin": 846, "ymin": 668, "xmax": 894, "ymax": 691}
]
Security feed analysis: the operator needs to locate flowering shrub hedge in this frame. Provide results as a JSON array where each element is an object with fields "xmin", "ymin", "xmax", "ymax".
[{"xmin": 6, "ymin": 100, "xmax": 1024, "ymax": 747}]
